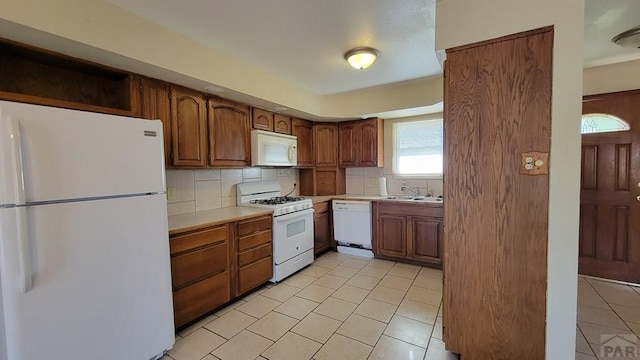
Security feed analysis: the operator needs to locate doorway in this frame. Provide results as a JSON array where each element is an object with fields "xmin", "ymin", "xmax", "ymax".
[{"xmin": 579, "ymin": 90, "xmax": 640, "ymax": 284}]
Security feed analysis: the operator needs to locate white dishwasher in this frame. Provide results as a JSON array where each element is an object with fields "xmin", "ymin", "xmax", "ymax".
[{"xmin": 332, "ymin": 200, "xmax": 374, "ymax": 258}]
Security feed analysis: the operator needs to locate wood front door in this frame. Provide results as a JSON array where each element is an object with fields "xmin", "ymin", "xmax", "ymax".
[{"xmin": 579, "ymin": 90, "xmax": 640, "ymax": 284}]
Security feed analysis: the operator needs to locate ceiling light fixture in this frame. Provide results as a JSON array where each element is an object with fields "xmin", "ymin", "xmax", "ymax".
[
  {"xmin": 344, "ymin": 47, "xmax": 378, "ymax": 70},
  {"xmin": 612, "ymin": 26, "xmax": 640, "ymax": 48}
]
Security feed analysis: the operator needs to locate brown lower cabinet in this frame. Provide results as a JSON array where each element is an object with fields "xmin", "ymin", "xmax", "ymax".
[
  {"xmin": 169, "ymin": 214, "xmax": 273, "ymax": 328},
  {"xmin": 234, "ymin": 216, "xmax": 273, "ymax": 297},
  {"xmin": 374, "ymin": 202, "xmax": 443, "ymax": 267},
  {"xmin": 313, "ymin": 201, "xmax": 331, "ymax": 254},
  {"xmin": 169, "ymin": 224, "xmax": 229, "ymax": 328}
]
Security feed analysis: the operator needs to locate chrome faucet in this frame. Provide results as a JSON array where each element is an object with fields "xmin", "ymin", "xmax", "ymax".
[{"xmin": 401, "ymin": 184, "xmax": 419, "ymax": 196}]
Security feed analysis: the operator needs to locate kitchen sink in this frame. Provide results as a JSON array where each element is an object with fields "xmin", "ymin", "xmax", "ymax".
[
  {"xmin": 384, "ymin": 196, "xmax": 443, "ymax": 202},
  {"xmin": 411, "ymin": 196, "xmax": 443, "ymax": 202}
]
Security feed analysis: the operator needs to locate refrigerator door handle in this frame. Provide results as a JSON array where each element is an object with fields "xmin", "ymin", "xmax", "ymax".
[
  {"xmin": 9, "ymin": 116, "xmax": 26, "ymax": 205},
  {"xmin": 16, "ymin": 206, "xmax": 33, "ymax": 293},
  {"xmin": 9, "ymin": 117, "xmax": 33, "ymax": 292}
]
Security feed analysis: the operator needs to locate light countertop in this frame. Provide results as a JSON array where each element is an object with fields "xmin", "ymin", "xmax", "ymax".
[
  {"xmin": 169, "ymin": 195, "xmax": 442, "ymax": 234},
  {"xmin": 168, "ymin": 206, "xmax": 273, "ymax": 235},
  {"xmin": 308, "ymin": 194, "xmax": 443, "ymax": 205},
  {"xmin": 308, "ymin": 194, "xmax": 387, "ymax": 203}
]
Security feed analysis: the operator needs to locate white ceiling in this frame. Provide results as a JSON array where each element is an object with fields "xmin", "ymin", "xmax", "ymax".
[
  {"xmin": 103, "ymin": 0, "xmax": 639, "ymax": 97},
  {"xmin": 584, "ymin": 0, "xmax": 640, "ymax": 67},
  {"xmin": 104, "ymin": 0, "xmax": 439, "ymax": 96}
]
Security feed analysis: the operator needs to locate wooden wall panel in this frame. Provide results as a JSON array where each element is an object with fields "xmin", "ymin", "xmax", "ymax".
[{"xmin": 443, "ymin": 27, "xmax": 552, "ymax": 359}]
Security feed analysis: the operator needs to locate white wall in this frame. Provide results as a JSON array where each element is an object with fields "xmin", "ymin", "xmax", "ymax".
[
  {"xmin": 165, "ymin": 168, "xmax": 298, "ymax": 216},
  {"xmin": 583, "ymin": 59, "xmax": 640, "ymax": 96},
  {"xmin": 435, "ymin": 0, "xmax": 584, "ymax": 359},
  {"xmin": 345, "ymin": 114, "xmax": 444, "ymax": 197}
]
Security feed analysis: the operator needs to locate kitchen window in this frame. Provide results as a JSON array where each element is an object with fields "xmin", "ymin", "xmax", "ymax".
[{"xmin": 393, "ymin": 118, "xmax": 443, "ymax": 177}]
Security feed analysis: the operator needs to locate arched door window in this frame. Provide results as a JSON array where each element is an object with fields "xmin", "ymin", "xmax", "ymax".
[{"xmin": 581, "ymin": 113, "xmax": 630, "ymax": 134}]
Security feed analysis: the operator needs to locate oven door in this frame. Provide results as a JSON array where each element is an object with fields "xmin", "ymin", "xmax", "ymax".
[{"xmin": 272, "ymin": 208, "xmax": 314, "ymax": 264}]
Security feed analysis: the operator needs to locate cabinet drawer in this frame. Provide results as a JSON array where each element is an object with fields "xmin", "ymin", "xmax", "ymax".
[
  {"xmin": 238, "ymin": 216, "xmax": 272, "ymax": 237},
  {"xmin": 238, "ymin": 256, "xmax": 273, "ymax": 294},
  {"xmin": 238, "ymin": 230, "xmax": 272, "ymax": 252},
  {"xmin": 314, "ymin": 201, "xmax": 329, "ymax": 214},
  {"xmin": 171, "ymin": 241, "xmax": 228, "ymax": 289},
  {"xmin": 170, "ymin": 225, "xmax": 227, "ymax": 255},
  {"xmin": 239, "ymin": 243, "xmax": 272, "ymax": 267},
  {"xmin": 173, "ymin": 272, "xmax": 230, "ymax": 327},
  {"xmin": 377, "ymin": 202, "xmax": 443, "ymax": 218}
]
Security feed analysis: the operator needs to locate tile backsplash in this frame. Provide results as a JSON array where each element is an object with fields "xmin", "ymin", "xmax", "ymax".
[
  {"xmin": 166, "ymin": 168, "xmax": 299, "ymax": 216},
  {"xmin": 345, "ymin": 167, "xmax": 443, "ymax": 197}
]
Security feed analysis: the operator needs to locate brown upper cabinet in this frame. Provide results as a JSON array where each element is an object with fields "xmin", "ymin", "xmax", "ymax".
[
  {"xmin": 170, "ymin": 86, "xmax": 208, "ymax": 167},
  {"xmin": 360, "ymin": 118, "xmax": 384, "ymax": 167},
  {"xmin": 251, "ymin": 108, "xmax": 274, "ymax": 131},
  {"xmin": 298, "ymin": 167, "xmax": 346, "ymax": 196},
  {"xmin": 208, "ymin": 98, "xmax": 251, "ymax": 167},
  {"xmin": 134, "ymin": 77, "xmax": 172, "ymax": 167},
  {"xmin": 274, "ymin": 114, "xmax": 292, "ymax": 135},
  {"xmin": 252, "ymin": 108, "xmax": 292, "ymax": 135},
  {"xmin": 338, "ymin": 117, "xmax": 383, "ymax": 167},
  {"xmin": 338, "ymin": 121, "xmax": 359, "ymax": 167},
  {"xmin": 0, "ymin": 37, "xmax": 134, "ymax": 116},
  {"xmin": 314, "ymin": 123, "xmax": 339, "ymax": 167},
  {"xmin": 291, "ymin": 118, "xmax": 314, "ymax": 168}
]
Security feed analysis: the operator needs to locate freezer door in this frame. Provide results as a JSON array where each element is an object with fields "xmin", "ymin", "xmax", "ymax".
[
  {"xmin": 0, "ymin": 101, "xmax": 165, "ymax": 204},
  {"xmin": 0, "ymin": 195, "xmax": 174, "ymax": 360}
]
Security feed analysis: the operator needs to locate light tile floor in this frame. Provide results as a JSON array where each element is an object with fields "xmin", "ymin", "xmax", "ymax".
[
  {"xmin": 162, "ymin": 252, "xmax": 640, "ymax": 360},
  {"xmin": 575, "ymin": 276, "xmax": 640, "ymax": 360}
]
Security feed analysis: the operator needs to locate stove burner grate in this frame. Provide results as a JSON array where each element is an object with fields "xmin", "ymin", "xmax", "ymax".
[{"xmin": 250, "ymin": 196, "xmax": 306, "ymax": 205}]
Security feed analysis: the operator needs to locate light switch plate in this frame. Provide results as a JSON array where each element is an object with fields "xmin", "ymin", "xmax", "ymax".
[{"xmin": 519, "ymin": 151, "xmax": 549, "ymax": 175}]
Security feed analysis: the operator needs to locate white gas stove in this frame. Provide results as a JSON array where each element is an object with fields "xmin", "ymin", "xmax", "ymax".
[{"xmin": 237, "ymin": 181, "xmax": 314, "ymax": 282}]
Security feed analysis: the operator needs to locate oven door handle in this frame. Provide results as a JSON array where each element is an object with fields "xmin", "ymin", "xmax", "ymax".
[{"xmin": 275, "ymin": 208, "xmax": 314, "ymax": 222}]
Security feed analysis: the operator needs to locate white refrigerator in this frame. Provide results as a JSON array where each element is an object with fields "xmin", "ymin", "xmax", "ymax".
[{"xmin": 0, "ymin": 101, "xmax": 175, "ymax": 360}]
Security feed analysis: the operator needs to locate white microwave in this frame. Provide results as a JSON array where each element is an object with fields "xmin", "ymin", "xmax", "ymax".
[{"xmin": 251, "ymin": 130, "xmax": 297, "ymax": 167}]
